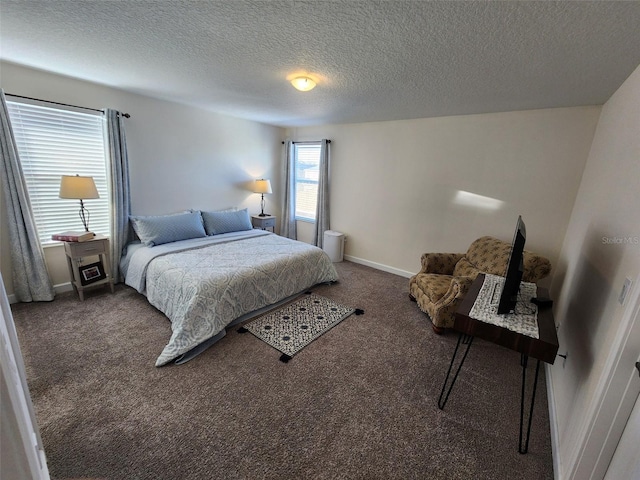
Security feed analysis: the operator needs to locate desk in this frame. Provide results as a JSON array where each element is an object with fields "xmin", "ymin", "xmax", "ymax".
[{"xmin": 438, "ymin": 274, "xmax": 559, "ymax": 453}]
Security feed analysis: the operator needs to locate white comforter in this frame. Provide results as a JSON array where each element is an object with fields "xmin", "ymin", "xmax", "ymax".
[{"xmin": 124, "ymin": 230, "xmax": 339, "ymax": 366}]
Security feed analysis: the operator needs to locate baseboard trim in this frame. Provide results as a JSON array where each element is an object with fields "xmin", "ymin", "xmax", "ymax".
[
  {"xmin": 343, "ymin": 255, "xmax": 415, "ymax": 278},
  {"xmin": 9, "ymin": 282, "xmax": 74, "ymax": 304},
  {"xmin": 53, "ymin": 282, "xmax": 74, "ymax": 295},
  {"xmin": 546, "ymin": 363, "xmax": 562, "ymax": 480}
]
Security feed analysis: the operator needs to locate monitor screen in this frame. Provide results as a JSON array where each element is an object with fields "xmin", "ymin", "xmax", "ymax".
[{"xmin": 497, "ymin": 215, "xmax": 526, "ymax": 314}]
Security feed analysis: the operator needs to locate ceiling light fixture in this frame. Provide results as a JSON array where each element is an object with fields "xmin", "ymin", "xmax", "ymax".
[{"xmin": 290, "ymin": 76, "xmax": 316, "ymax": 92}]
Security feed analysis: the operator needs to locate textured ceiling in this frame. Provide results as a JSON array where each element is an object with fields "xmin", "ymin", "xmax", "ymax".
[{"xmin": 1, "ymin": 1, "xmax": 640, "ymax": 127}]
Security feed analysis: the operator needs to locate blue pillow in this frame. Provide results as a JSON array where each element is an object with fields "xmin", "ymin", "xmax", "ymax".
[
  {"xmin": 130, "ymin": 211, "xmax": 207, "ymax": 246},
  {"xmin": 201, "ymin": 208, "xmax": 253, "ymax": 235}
]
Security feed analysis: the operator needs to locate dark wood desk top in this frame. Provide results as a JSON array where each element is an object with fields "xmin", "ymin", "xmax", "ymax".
[{"xmin": 455, "ymin": 274, "xmax": 559, "ymax": 364}]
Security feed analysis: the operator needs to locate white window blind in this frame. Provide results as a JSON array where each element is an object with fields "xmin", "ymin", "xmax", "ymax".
[
  {"xmin": 294, "ymin": 143, "xmax": 321, "ymax": 221},
  {"xmin": 6, "ymin": 100, "xmax": 110, "ymax": 244}
]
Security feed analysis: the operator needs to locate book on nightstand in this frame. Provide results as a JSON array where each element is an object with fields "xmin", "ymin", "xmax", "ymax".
[{"xmin": 51, "ymin": 231, "xmax": 94, "ymax": 242}]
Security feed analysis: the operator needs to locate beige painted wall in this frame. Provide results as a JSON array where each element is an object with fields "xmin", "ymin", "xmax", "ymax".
[
  {"xmin": 548, "ymin": 63, "xmax": 640, "ymax": 478},
  {"xmin": 287, "ymin": 106, "xmax": 601, "ymax": 279},
  {"xmin": 0, "ymin": 62, "xmax": 284, "ymax": 298}
]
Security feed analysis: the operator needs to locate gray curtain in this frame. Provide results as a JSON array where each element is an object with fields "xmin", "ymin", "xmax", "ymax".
[
  {"xmin": 312, "ymin": 139, "xmax": 330, "ymax": 248},
  {"xmin": 0, "ymin": 90, "xmax": 55, "ymax": 302},
  {"xmin": 104, "ymin": 109, "xmax": 131, "ymax": 283},
  {"xmin": 281, "ymin": 140, "xmax": 297, "ymax": 240}
]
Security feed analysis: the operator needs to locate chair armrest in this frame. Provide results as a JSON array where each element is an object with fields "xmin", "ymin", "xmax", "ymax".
[
  {"xmin": 419, "ymin": 252, "xmax": 465, "ymax": 275},
  {"xmin": 450, "ymin": 276, "xmax": 474, "ymax": 298},
  {"xmin": 522, "ymin": 252, "xmax": 552, "ymax": 282},
  {"xmin": 431, "ymin": 275, "xmax": 475, "ymax": 311}
]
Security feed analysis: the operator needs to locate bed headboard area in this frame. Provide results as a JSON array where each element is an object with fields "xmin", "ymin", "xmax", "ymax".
[{"xmin": 129, "ymin": 208, "xmax": 254, "ymax": 247}]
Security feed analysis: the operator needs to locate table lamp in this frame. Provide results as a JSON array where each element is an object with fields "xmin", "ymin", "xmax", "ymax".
[
  {"xmin": 253, "ymin": 179, "xmax": 272, "ymax": 217},
  {"xmin": 59, "ymin": 174, "xmax": 99, "ymax": 233}
]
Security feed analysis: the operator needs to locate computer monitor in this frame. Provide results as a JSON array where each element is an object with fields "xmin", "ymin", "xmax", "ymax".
[{"xmin": 497, "ymin": 215, "xmax": 526, "ymax": 314}]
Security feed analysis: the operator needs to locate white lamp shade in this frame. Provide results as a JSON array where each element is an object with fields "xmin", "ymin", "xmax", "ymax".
[
  {"xmin": 254, "ymin": 179, "xmax": 272, "ymax": 194},
  {"xmin": 59, "ymin": 175, "xmax": 99, "ymax": 199}
]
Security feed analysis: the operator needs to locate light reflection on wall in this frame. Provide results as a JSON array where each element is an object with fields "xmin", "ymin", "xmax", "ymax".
[{"xmin": 453, "ymin": 190, "xmax": 504, "ymax": 210}]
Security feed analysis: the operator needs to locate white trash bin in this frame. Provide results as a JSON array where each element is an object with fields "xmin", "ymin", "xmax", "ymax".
[{"xmin": 323, "ymin": 230, "xmax": 345, "ymax": 262}]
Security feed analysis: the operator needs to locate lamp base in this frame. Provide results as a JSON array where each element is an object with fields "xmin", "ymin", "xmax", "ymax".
[
  {"xmin": 79, "ymin": 200, "xmax": 94, "ymax": 235},
  {"xmin": 258, "ymin": 194, "xmax": 270, "ymax": 218}
]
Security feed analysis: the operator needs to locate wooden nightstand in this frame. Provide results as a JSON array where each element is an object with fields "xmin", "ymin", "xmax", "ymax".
[
  {"xmin": 251, "ymin": 214, "xmax": 276, "ymax": 232},
  {"xmin": 63, "ymin": 235, "xmax": 115, "ymax": 300}
]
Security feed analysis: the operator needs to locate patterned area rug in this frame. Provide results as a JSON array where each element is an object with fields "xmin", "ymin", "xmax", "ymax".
[{"xmin": 240, "ymin": 293, "xmax": 360, "ymax": 362}]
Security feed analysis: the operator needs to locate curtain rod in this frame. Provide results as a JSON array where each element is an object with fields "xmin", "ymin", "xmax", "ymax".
[
  {"xmin": 5, "ymin": 93, "xmax": 131, "ymax": 118},
  {"xmin": 282, "ymin": 140, "xmax": 331, "ymax": 144}
]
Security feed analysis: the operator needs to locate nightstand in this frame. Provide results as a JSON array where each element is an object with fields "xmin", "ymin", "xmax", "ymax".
[
  {"xmin": 251, "ymin": 214, "xmax": 276, "ymax": 232},
  {"xmin": 63, "ymin": 235, "xmax": 115, "ymax": 300}
]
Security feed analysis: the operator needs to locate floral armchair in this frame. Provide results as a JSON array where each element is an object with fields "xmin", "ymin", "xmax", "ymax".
[{"xmin": 408, "ymin": 236, "xmax": 552, "ymax": 333}]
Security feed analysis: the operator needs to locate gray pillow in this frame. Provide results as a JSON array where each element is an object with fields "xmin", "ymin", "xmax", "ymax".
[
  {"xmin": 130, "ymin": 211, "xmax": 207, "ymax": 246},
  {"xmin": 201, "ymin": 208, "xmax": 253, "ymax": 235}
]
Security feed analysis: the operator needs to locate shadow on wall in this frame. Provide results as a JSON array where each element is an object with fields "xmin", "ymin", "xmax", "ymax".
[{"xmin": 561, "ymin": 225, "xmax": 623, "ymax": 382}]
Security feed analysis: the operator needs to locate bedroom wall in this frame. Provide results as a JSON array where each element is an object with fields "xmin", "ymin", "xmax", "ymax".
[
  {"xmin": 548, "ymin": 63, "xmax": 640, "ymax": 478},
  {"xmin": 0, "ymin": 62, "xmax": 284, "ymax": 299},
  {"xmin": 287, "ymin": 106, "xmax": 601, "ymax": 281}
]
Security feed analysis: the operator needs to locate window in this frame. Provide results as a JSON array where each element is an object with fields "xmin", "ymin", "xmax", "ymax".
[
  {"xmin": 6, "ymin": 100, "xmax": 110, "ymax": 244},
  {"xmin": 294, "ymin": 142, "xmax": 321, "ymax": 221}
]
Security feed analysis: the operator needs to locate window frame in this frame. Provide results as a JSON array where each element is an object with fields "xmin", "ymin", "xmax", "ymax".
[
  {"xmin": 293, "ymin": 142, "xmax": 321, "ymax": 222},
  {"xmin": 6, "ymin": 98, "xmax": 111, "ymax": 246}
]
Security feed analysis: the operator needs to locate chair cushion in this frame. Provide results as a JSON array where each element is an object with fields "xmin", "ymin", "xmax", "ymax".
[{"xmin": 412, "ymin": 273, "xmax": 454, "ymax": 304}]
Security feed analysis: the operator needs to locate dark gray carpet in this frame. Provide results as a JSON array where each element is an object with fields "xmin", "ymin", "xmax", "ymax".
[{"xmin": 11, "ymin": 261, "xmax": 554, "ymax": 480}]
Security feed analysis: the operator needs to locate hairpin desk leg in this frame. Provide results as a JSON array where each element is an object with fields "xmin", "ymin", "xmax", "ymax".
[
  {"xmin": 438, "ymin": 333, "xmax": 474, "ymax": 409},
  {"xmin": 519, "ymin": 357, "xmax": 541, "ymax": 454}
]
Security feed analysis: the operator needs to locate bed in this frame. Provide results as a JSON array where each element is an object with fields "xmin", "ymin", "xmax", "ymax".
[{"xmin": 122, "ymin": 224, "xmax": 339, "ymax": 366}]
